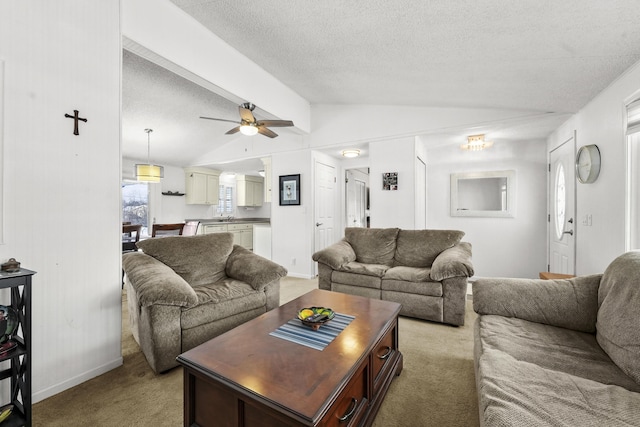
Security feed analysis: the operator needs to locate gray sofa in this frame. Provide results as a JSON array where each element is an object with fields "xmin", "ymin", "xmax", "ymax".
[
  {"xmin": 312, "ymin": 227, "xmax": 474, "ymax": 326},
  {"xmin": 122, "ymin": 233, "xmax": 287, "ymax": 373},
  {"xmin": 473, "ymin": 251, "xmax": 640, "ymax": 426}
]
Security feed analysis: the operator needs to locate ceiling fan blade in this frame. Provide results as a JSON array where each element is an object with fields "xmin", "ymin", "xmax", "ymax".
[
  {"xmin": 200, "ymin": 116, "xmax": 240, "ymax": 124},
  {"xmin": 257, "ymin": 126, "xmax": 278, "ymax": 138},
  {"xmin": 256, "ymin": 120, "xmax": 294, "ymax": 128},
  {"xmin": 226, "ymin": 126, "xmax": 241, "ymax": 135},
  {"xmin": 238, "ymin": 107, "xmax": 256, "ymax": 123}
]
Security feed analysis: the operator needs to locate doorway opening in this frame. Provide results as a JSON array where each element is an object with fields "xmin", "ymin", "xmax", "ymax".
[{"xmin": 345, "ymin": 168, "xmax": 370, "ymax": 228}]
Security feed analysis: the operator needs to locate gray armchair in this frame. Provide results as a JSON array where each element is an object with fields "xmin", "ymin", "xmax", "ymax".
[{"xmin": 123, "ymin": 233, "xmax": 287, "ymax": 373}]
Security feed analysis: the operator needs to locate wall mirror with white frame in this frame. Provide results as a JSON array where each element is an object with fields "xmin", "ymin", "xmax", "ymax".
[{"xmin": 450, "ymin": 170, "xmax": 516, "ymax": 217}]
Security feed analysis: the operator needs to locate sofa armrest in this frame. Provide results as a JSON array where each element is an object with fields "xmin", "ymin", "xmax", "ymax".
[
  {"xmin": 312, "ymin": 239, "xmax": 356, "ymax": 269},
  {"xmin": 430, "ymin": 242, "xmax": 474, "ymax": 281},
  {"xmin": 226, "ymin": 246, "xmax": 288, "ymax": 291},
  {"xmin": 122, "ymin": 252, "xmax": 198, "ymax": 308},
  {"xmin": 472, "ymin": 274, "xmax": 602, "ymax": 333}
]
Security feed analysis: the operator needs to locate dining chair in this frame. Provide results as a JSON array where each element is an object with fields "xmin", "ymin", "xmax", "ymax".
[
  {"xmin": 152, "ymin": 223, "xmax": 185, "ymax": 237},
  {"xmin": 182, "ymin": 220, "xmax": 200, "ymax": 236},
  {"xmin": 122, "ymin": 224, "xmax": 142, "ymax": 252}
]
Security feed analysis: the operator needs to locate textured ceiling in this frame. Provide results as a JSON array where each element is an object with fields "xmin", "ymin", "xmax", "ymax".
[
  {"xmin": 170, "ymin": 0, "xmax": 640, "ymax": 112},
  {"xmin": 123, "ymin": 1, "xmax": 640, "ymax": 170}
]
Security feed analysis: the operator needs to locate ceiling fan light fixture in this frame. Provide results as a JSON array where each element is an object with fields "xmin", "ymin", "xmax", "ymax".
[
  {"xmin": 461, "ymin": 134, "xmax": 494, "ymax": 151},
  {"xmin": 136, "ymin": 129, "xmax": 164, "ymax": 182},
  {"xmin": 240, "ymin": 124, "xmax": 259, "ymax": 136},
  {"xmin": 342, "ymin": 149, "xmax": 361, "ymax": 158}
]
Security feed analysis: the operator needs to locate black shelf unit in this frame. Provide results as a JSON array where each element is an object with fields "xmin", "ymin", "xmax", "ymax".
[{"xmin": 0, "ymin": 268, "xmax": 34, "ymax": 427}]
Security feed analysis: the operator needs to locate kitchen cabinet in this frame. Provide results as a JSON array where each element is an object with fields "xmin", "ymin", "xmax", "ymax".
[
  {"xmin": 185, "ymin": 167, "xmax": 221, "ymax": 205},
  {"xmin": 200, "ymin": 223, "xmax": 254, "ymax": 250},
  {"xmin": 236, "ymin": 175, "xmax": 263, "ymax": 207},
  {"xmin": 228, "ymin": 223, "xmax": 253, "ymax": 250}
]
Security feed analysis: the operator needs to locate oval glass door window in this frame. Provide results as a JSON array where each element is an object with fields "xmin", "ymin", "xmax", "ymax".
[{"xmin": 555, "ymin": 162, "xmax": 566, "ymax": 239}]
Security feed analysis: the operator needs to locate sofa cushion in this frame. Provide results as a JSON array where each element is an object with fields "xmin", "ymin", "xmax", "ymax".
[
  {"xmin": 394, "ymin": 229, "xmax": 465, "ymax": 268},
  {"xmin": 137, "ymin": 233, "xmax": 234, "ymax": 287},
  {"xmin": 384, "ymin": 266, "xmax": 431, "ymax": 283},
  {"xmin": 332, "ymin": 270, "xmax": 382, "ymax": 289},
  {"xmin": 337, "ymin": 261, "xmax": 389, "ymax": 278},
  {"xmin": 182, "ymin": 278, "xmax": 266, "ymax": 329},
  {"xmin": 596, "ymin": 251, "xmax": 640, "ymax": 384},
  {"xmin": 477, "ymin": 315, "xmax": 640, "ymax": 392},
  {"xmin": 344, "ymin": 227, "xmax": 399, "ymax": 266},
  {"xmin": 476, "ymin": 338, "xmax": 640, "ymax": 426},
  {"xmin": 381, "ymin": 276, "xmax": 443, "ymax": 298}
]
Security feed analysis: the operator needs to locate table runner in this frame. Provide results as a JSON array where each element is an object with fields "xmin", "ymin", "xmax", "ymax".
[{"xmin": 269, "ymin": 313, "xmax": 355, "ymax": 351}]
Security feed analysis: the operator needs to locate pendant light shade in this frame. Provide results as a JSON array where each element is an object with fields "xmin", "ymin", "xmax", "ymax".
[{"xmin": 136, "ymin": 129, "xmax": 164, "ymax": 182}]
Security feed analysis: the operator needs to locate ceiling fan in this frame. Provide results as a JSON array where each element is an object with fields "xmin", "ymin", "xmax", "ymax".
[{"xmin": 200, "ymin": 102, "xmax": 294, "ymax": 138}]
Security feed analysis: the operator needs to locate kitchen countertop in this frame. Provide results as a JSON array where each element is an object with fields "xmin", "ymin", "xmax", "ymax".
[{"xmin": 187, "ymin": 218, "xmax": 270, "ymax": 225}]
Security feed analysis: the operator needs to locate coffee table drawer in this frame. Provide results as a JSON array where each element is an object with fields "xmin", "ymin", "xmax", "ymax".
[
  {"xmin": 371, "ymin": 322, "xmax": 397, "ymax": 393},
  {"xmin": 321, "ymin": 362, "xmax": 368, "ymax": 427}
]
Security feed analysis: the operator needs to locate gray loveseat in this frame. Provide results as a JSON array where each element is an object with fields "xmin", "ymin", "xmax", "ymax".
[
  {"xmin": 473, "ymin": 251, "xmax": 640, "ymax": 426},
  {"xmin": 312, "ymin": 227, "xmax": 473, "ymax": 326},
  {"xmin": 122, "ymin": 233, "xmax": 287, "ymax": 373}
]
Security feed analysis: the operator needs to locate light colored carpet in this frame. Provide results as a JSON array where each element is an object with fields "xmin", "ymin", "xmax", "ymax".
[{"xmin": 33, "ymin": 277, "xmax": 478, "ymax": 426}]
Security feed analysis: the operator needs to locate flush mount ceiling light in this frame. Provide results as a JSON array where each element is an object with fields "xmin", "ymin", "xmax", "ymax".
[
  {"xmin": 460, "ymin": 134, "xmax": 494, "ymax": 151},
  {"xmin": 135, "ymin": 129, "xmax": 164, "ymax": 182},
  {"xmin": 341, "ymin": 149, "xmax": 361, "ymax": 158}
]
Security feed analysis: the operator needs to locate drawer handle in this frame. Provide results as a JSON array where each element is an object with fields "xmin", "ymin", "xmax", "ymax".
[
  {"xmin": 338, "ymin": 397, "xmax": 358, "ymax": 423},
  {"xmin": 377, "ymin": 346, "xmax": 392, "ymax": 360}
]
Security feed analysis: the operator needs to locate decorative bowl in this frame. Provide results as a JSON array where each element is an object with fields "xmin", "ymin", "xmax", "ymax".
[{"xmin": 297, "ymin": 307, "xmax": 335, "ymax": 331}]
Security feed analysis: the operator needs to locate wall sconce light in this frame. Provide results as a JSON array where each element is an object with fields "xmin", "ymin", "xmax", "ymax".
[
  {"xmin": 135, "ymin": 129, "xmax": 164, "ymax": 182},
  {"xmin": 341, "ymin": 149, "xmax": 361, "ymax": 158},
  {"xmin": 460, "ymin": 134, "xmax": 493, "ymax": 151}
]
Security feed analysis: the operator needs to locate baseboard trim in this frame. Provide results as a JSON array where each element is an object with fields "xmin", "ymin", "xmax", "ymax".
[{"xmin": 33, "ymin": 357, "xmax": 123, "ymax": 403}]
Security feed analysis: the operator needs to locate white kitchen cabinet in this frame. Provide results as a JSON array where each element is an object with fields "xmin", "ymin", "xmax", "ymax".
[
  {"xmin": 236, "ymin": 175, "xmax": 264, "ymax": 207},
  {"xmin": 185, "ymin": 167, "xmax": 221, "ymax": 205},
  {"xmin": 200, "ymin": 222, "xmax": 254, "ymax": 250},
  {"xmin": 228, "ymin": 223, "xmax": 253, "ymax": 250}
]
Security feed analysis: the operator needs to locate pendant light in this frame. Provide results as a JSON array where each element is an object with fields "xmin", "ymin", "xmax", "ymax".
[{"xmin": 135, "ymin": 129, "xmax": 164, "ymax": 182}]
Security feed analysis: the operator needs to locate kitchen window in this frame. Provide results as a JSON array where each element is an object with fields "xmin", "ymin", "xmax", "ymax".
[
  {"xmin": 122, "ymin": 181, "xmax": 150, "ymax": 236},
  {"xmin": 217, "ymin": 185, "xmax": 233, "ymax": 214}
]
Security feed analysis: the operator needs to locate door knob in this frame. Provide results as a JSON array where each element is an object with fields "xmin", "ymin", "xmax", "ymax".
[
  {"xmin": 316, "ymin": 222, "xmax": 323, "ymax": 227},
  {"xmin": 563, "ymin": 230, "xmax": 574, "ymax": 236},
  {"xmin": 568, "ymin": 218, "xmax": 574, "ymax": 224}
]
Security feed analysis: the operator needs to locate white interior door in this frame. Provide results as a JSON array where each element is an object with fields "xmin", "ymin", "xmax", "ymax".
[
  {"xmin": 315, "ymin": 161, "xmax": 336, "ymax": 262},
  {"xmin": 548, "ymin": 135, "xmax": 576, "ymax": 274}
]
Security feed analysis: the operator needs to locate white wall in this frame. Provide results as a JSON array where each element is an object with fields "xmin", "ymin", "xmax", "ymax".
[
  {"xmin": 0, "ymin": 3, "xmax": 122, "ymax": 401},
  {"xmin": 369, "ymin": 137, "xmax": 418, "ymax": 229},
  {"xmin": 427, "ymin": 139, "xmax": 548, "ymax": 279},
  {"xmin": 548, "ymin": 60, "xmax": 640, "ymax": 275},
  {"xmin": 270, "ymin": 150, "xmax": 314, "ymax": 277}
]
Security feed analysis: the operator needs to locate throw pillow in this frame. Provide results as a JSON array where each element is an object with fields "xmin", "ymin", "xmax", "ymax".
[
  {"xmin": 596, "ymin": 251, "xmax": 640, "ymax": 384},
  {"xmin": 395, "ymin": 229, "xmax": 465, "ymax": 267},
  {"xmin": 137, "ymin": 233, "xmax": 234, "ymax": 287},
  {"xmin": 344, "ymin": 227, "xmax": 399, "ymax": 266}
]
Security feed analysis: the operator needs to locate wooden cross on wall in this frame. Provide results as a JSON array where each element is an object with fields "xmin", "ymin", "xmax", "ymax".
[{"xmin": 64, "ymin": 110, "xmax": 87, "ymax": 135}]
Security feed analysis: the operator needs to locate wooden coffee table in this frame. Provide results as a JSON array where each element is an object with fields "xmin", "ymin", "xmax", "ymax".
[{"xmin": 177, "ymin": 289, "xmax": 403, "ymax": 426}]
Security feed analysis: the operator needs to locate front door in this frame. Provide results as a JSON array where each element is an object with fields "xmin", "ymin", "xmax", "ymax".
[{"xmin": 548, "ymin": 134, "xmax": 576, "ymax": 274}]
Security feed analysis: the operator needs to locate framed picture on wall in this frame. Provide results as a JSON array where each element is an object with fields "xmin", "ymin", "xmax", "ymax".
[
  {"xmin": 383, "ymin": 172, "xmax": 398, "ymax": 190},
  {"xmin": 279, "ymin": 174, "xmax": 300, "ymax": 206}
]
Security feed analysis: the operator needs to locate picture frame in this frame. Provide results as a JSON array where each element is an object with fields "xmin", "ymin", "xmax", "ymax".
[
  {"xmin": 382, "ymin": 172, "xmax": 398, "ymax": 190},
  {"xmin": 279, "ymin": 174, "xmax": 300, "ymax": 206}
]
